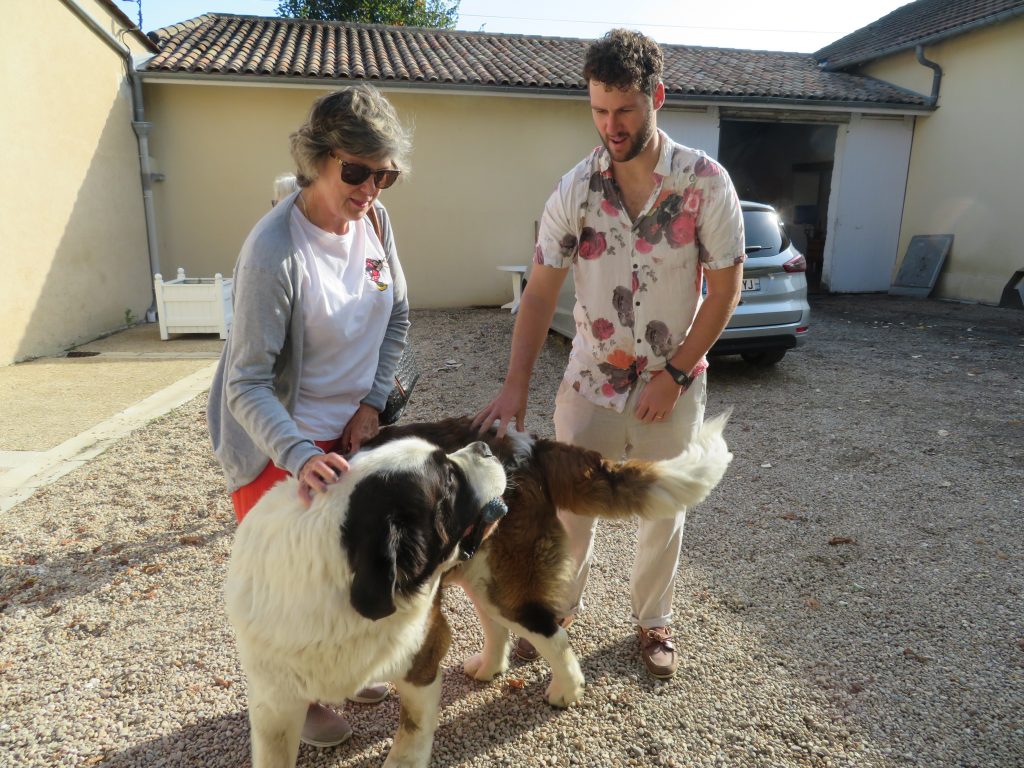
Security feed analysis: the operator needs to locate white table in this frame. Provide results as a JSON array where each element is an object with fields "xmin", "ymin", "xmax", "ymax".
[{"xmin": 497, "ymin": 265, "xmax": 528, "ymax": 314}]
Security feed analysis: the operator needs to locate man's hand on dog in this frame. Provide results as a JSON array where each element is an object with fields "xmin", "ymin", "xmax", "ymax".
[
  {"xmin": 473, "ymin": 382, "xmax": 528, "ymax": 438},
  {"xmin": 298, "ymin": 453, "xmax": 350, "ymax": 506}
]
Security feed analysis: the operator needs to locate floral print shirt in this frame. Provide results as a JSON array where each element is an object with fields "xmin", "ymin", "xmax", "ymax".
[{"xmin": 535, "ymin": 130, "xmax": 745, "ymax": 412}]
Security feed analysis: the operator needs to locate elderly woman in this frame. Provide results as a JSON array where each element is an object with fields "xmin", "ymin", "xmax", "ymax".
[{"xmin": 208, "ymin": 84, "xmax": 411, "ymax": 748}]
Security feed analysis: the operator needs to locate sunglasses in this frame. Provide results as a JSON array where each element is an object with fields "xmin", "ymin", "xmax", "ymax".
[{"xmin": 332, "ymin": 155, "xmax": 401, "ymax": 189}]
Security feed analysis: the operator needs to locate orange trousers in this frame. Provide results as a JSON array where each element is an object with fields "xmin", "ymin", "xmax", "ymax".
[{"xmin": 231, "ymin": 438, "xmax": 339, "ymax": 523}]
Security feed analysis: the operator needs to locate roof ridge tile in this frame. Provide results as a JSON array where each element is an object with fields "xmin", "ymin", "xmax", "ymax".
[{"xmin": 141, "ymin": 14, "xmax": 932, "ymax": 109}]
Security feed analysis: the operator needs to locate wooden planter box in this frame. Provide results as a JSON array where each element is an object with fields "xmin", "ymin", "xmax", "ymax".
[{"xmin": 154, "ymin": 268, "xmax": 233, "ymax": 340}]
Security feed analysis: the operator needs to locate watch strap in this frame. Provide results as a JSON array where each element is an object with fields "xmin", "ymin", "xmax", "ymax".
[{"xmin": 664, "ymin": 361, "xmax": 693, "ymax": 388}]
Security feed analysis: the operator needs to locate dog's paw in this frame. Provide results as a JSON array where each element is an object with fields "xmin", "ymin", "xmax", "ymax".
[
  {"xmin": 545, "ymin": 673, "xmax": 585, "ymax": 708},
  {"xmin": 463, "ymin": 652, "xmax": 507, "ymax": 681},
  {"xmin": 382, "ymin": 753, "xmax": 429, "ymax": 768},
  {"xmin": 383, "ymin": 743, "xmax": 432, "ymax": 768}
]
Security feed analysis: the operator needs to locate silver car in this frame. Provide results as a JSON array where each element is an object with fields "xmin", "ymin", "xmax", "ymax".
[{"xmin": 538, "ymin": 200, "xmax": 810, "ymax": 366}]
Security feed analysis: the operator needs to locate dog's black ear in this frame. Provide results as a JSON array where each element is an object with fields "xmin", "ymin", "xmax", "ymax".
[{"xmin": 350, "ymin": 522, "xmax": 398, "ymax": 620}]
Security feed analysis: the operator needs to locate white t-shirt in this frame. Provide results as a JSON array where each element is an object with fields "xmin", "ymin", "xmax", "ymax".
[{"xmin": 289, "ymin": 207, "xmax": 393, "ymax": 440}]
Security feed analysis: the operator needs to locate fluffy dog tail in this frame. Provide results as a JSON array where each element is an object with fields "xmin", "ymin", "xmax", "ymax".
[{"xmin": 534, "ymin": 410, "xmax": 732, "ymax": 520}]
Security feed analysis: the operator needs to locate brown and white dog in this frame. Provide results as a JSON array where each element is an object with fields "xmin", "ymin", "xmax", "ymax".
[{"xmin": 226, "ymin": 414, "xmax": 732, "ymax": 768}]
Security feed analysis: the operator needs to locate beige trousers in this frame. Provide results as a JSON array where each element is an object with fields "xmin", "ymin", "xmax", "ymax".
[{"xmin": 554, "ymin": 375, "xmax": 706, "ymax": 628}]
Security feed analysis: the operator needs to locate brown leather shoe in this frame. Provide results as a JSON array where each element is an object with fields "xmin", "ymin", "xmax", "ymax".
[
  {"xmin": 514, "ymin": 635, "xmax": 541, "ymax": 661},
  {"xmin": 514, "ymin": 616, "xmax": 573, "ymax": 661},
  {"xmin": 637, "ymin": 625, "xmax": 678, "ymax": 679}
]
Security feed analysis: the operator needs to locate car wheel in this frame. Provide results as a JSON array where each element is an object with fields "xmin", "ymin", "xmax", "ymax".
[{"xmin": 741, "ymin": 349, "xmax": 786, "ymax": 366}]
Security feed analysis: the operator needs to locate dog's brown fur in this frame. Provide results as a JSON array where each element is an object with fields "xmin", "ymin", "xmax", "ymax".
[{"xmin": 365, "ymin": 414, "xmax": 731, "ymax": 705}]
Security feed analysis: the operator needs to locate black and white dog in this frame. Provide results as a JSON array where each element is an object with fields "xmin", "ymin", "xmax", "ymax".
[
  {"xmin": 226, "ymin": 414, "xmax": 732, "ymax": 768},
  {"xmin": 226, "ymin": 437, "xmax": 508, "ymax": 768}
]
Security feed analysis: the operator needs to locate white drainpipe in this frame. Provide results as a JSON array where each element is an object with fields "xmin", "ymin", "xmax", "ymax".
[{"xmin": 58, "ymin": 0, "xmax": 162, "ymax": 321}]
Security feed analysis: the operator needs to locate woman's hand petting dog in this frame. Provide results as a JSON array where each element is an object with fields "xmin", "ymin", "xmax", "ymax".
[
  {"xmin": 297, "ymin": 452, "xmax": 350, "ymax": 506},
  {"xmin": 340, "ymin": 402, "xmax": 382, "ymax": 455}
]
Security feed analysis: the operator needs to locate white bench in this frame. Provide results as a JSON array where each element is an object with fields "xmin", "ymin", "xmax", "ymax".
[
  {"xmin": 496, "ymin": 265, "xmax": 527, "ymax": 314},
  {"xmin": 154, "ymin": 268, "xmax": 233, "ymax": 340}
]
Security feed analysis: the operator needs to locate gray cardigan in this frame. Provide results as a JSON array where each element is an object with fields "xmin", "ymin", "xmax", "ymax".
[{"xmin": 207, "ymin": 191, "xmax": 410, "ymax": 492}]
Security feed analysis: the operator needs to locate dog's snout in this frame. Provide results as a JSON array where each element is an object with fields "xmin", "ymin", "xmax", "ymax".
[{"xmin": 471, "ymin": 441, "xmax": 493, "ymax": 459}]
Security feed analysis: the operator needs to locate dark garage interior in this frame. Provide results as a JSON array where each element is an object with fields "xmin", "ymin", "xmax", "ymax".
[{"xmin": 718, "ymin": 120, "xmax": 838, "ymax": 288}]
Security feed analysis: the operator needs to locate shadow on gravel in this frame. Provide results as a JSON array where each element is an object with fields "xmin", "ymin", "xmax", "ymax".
[
  {"xmin": 93, "ymin": 683, "xmax": 570, "ymax": 768},
  {"xmin": 0, "ymin": 521, "xmax": 233, "ymax": 614},
  {"xmin": 97, "ymin": 712, "xmax": 251, "ymax": 767},
  {"xmin": 706, "ymin": 355, "xmax": 789, "ymax": 388}
]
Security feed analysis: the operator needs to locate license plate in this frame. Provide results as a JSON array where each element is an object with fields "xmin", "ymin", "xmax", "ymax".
[{"xmin": 742, "ymin": 278, "xmax": 760, "ymax": 292}]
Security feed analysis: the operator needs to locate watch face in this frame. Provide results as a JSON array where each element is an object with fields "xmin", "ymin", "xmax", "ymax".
[{"xmin": 667, "ymin": 363, "xmax": 691, "ymax": 386}]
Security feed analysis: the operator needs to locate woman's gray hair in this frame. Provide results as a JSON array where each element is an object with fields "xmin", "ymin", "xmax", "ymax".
[{"xmin": 289, "ymin": 84, "xmax": 412, "ymax": 187}]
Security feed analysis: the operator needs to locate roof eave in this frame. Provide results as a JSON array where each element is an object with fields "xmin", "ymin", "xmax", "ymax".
[
  {"xmin": 819, "ymin": 5, "xmax": 1024, "ymax": 71},
  {"xmin": 137, "ymin": 70, "xmax": 586, "ymax": 95},
  {"xmin": 137, "ymin": 70, "xmax": 931, "ymax": 114},
  {"xmin": 667, "ymin": 93, "xmax": 933, "ymax": 115},
  {"xmin": 90, "ymin": 0, "xmax": 160, "ymax": 52}
]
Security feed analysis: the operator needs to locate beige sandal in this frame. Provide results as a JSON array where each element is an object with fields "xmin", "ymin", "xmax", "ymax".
[
  {"xmin": 300, "ymin": 702, "xmax": 353, "ymax": 748},
  {"xmin": 347, "ymin": 681, "xmax": 390, "ymax": 704}
]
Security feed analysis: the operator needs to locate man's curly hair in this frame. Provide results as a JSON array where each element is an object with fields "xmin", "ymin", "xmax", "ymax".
[{"xmin": 583, "ymin": 29, "xmax": 664, "ymax": 96}]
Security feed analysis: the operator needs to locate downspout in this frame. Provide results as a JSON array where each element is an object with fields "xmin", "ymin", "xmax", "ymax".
[
  {"xmin": 915, "ymin": 45, "xmax": 943, "ymax": 107},
  {"xmin": 128, "ymin": 74, "xmax": 162, "ymax": 322},
  {"xmin": 58, "ymin": 0, "xmax": 161, "ymax": 321}
]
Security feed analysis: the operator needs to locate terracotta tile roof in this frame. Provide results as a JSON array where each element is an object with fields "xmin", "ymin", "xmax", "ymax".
[
  {"xmin": 144, "ymin": 15, "xmax": 928, "ymax": 109},
  {"xmin": 815, "ymin": 0, "xmax": 1024, "ymax": 70}
]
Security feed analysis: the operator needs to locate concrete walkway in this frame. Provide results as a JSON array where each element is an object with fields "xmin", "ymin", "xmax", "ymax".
[{"xmin": 0, "ymin": 324, "xmax": 223, "ymax": 513}]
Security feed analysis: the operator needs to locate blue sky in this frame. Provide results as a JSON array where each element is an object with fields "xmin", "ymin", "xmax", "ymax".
[{"xmin": 124, "ymin": 0, "xmax": 911, "ymax": 52}]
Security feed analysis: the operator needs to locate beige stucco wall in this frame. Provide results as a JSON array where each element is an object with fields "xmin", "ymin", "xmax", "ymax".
[
  {"xmin": 142, "ymin": 82, "xmax": 599, "ymax": 308},
  {"xmin": 0, "ymin": 0, "xmax": 154, "ymax": 365},
  {"xmin": 862, "ymin": 16, "xmax": 1024, "ymax": 304}
]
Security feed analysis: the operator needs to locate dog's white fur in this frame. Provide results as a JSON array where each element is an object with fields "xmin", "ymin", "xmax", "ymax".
[{"xmin": 226, "ymin": 437, "xmax": 506, "ymax": 768}]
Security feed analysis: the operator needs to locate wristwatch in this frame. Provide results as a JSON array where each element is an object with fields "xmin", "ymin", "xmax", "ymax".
[{"xmin": 663, "ymin": 361, "xmax": 694, "ymax": 389}]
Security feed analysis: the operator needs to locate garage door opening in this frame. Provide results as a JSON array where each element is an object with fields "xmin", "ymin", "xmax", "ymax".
[{"xmin": 718, "ymin": 120, "xmax": 838, "ymax": 290}]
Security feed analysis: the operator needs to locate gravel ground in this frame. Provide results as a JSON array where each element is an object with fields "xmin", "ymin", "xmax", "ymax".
[{"xmin": 1, "ymin": 293, "xmax": 1022, "ymax": 768}]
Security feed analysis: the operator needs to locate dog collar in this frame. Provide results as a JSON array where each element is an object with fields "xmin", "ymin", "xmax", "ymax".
[{"xmin": 458, "ymin": 498, "xmax": 508, "ymax": 560}]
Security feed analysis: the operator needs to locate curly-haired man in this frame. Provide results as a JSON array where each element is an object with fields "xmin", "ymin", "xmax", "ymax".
[{"xmin": 475, "ymin": 29, "xmax": 745, "ymax": 679}]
